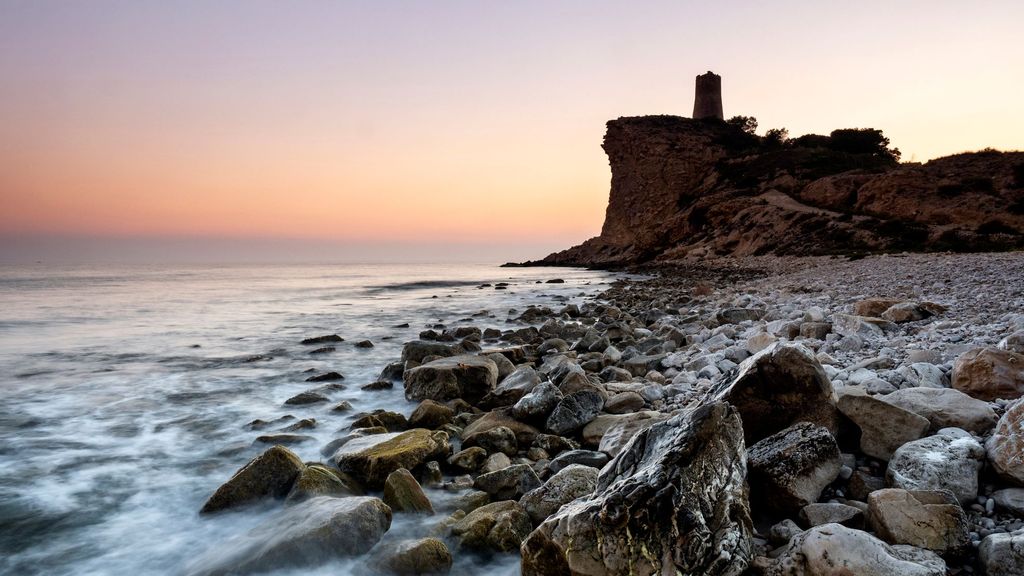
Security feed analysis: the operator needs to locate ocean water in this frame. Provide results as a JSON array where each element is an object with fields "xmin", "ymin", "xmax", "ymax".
[{"xmin": 0, "ymin": 263, "xmax": 618, "ymax": 576}]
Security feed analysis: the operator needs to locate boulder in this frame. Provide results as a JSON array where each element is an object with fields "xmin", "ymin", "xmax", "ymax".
[
  {"xmin": 401, "ymin": 340, "xmax": 467, "ymax": 363},
  {"xmin": 753, "ymin": 523, "xmax": 946, "ymax": 576},
  {"xmin": 882, "ymin": 387, "xmax": 997, "ymax": 434},
  {"xmin": 603, "ymin": 391, "xmax": 645, "ymax": 414},
  {"xmin": 867, "ymin": 489, "xmax": 969, "ymax": 554},
  {"xmin": 403, "ymin": 354, "xmax": 498, "ymax": 403},
  {"xmin": 408, "ymin": 400, "xmax": 454, "ymax": 430},
  {"xmin": 708, "ymin": 343, "xmax": 838, "ymax": 444},
  {"xmin": 187, "ymin": 496, "xmax": 392, "ymax": 575},
  {"xmin": 799, "ymin": 503, "xmax": 863, "ymax": 528},
  {"xmin": 464, "ymin": 425, "xmax": 518, "ymax": 456},
  {"xmin": 986, "ymin": 397, "xmax": 1024, "ymax": 484},
  {"xmin": 383, "ymin": 468, "xmax": 433, "ymax": 514},
  {"xmin": 547, "ymin": 449, "xmax": 609, "ymax": 474},
  {"xmin": 999, "ymin": 330, "xmax": 1024, "ymax": 354},
  {"xmin": 200, "ymin": 445, "xmax": 305, "ymax": 514},
  {"xmin": 854, "ymin": 298, "xmax": 902, "ymax": 317},
  {"xmin": 832, "ymin": 314, "xmax": 895, "ymax": 338},
  {"xmin": 511, "ymin": 382, "xmax": 563, "ymax": 423},
  {"xmin": 886, "ymin": 428, "xmax": 985, "ymax": 504},
  {"xmin": 473, "ymin": 464, "xmax": 542, "ymax": 500},
  {"xmin": 284, "ymin": 391, "xmax": 330, "ymax": 405},
  {"xmin": 333, "ymin": 429, "xmax": 450, "ymax": 490},
  {"xmin": 285, "ymin": 464, "xmax": 362, "ymax": 503},
  {"xmin": 978, "ymin": 533, "xmax": 1024, "ymax": 576},
  {"xmin": 992, "ymin": 487, "xmax": 1024, "ymax": 515},
  {"xmin": 881, "ymin": 302, "xmax": 929, "ymax": 323},
  {"xmin": 592, "ymin": 411, "xmax": 671, "ymax": 455},
  {"xmin": 545, "ymin": 390, "xmax": 604, "ymax": 436},
  {"xmin": 447, "ymin": 447, "xmax": 488, "ymax": 473},
  {"xmin": 461, "ymin": 409, "xmax": 541, "ymax": 448},
  {"xmin": 520, "ymin": 464, "xmax": 599, "ymax": 525},
  {"xmin": 747, "ymin": 422, "xmax": 841, "ymax": 515},
  {"xmin": 372, "ymin": 537, "xmax": 453, "ymax": 576},
  {"xmin": 450, "ymin": 500, "xmax": 532, "ymax": 553},
  {"xmin": 951, "ymin": 347, "xmax": 1024, "ymax": 401},
  {"xmin": 481, "ymin": 365, "xmax": 542, "ymax": 407},
  {"xmin": 520, "ymin": 402, "xmax": 752, "ymax": 576},
  {"xmin": 837, "ymin": 390, "xmax": 930, "ymax": 460}
]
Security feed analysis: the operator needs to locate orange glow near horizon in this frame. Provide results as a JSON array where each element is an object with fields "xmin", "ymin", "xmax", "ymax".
[{"xmin": 2, "ymin": 1, "xmax": 1023, "ymax": 252}]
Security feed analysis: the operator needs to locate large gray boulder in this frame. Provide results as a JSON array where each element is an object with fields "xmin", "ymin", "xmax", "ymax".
[
  {"xmin": 473, "ymin": 464, "xmax": 542, "ymax": 501},
  {"xmin": 187, "ymin": 496, "xmax": 392, "ymax": 575},
  {"xmin": 867, "ymin": 489, "xmax": 969, "ymax": 555},
  {"xmin": 753, "ymin": 523, "xmax": 945, "ymax": 576},
  {"xmin": 520, "ymin": 402, "xmax": 752, "ymax": 576},
  {"xmin": 979, "ymin": 533, "xmax": 1024, "ymax": 576},
  {"xmin": 403, "ymin": 354, "xmax": 498, "ymax": 403},
  {"xmin": 520, "ymin": 464, "xmax": 598, "ymax": 525},
  {"xmin": 545, "ymin": 389, "xmax": 604, "ymax": 436},
  {"xmin": 596, "ymin": 411, "xmax": 672, "ymax": 456},
  {"xmin": 882, "ymin": 387, "xmax": 997, "ymax": 434},
  {"xmin": 512, "ymin": 382, "xmax": 563, "ymax": 422},
  {"xmin": 747, "ymin": 422, "xmax": 841, "ymax": 515},
  {"xmin": 708, "ymin": 342, "xmax": 838, "ymax": 443},
  {"xmin": 987, "ymin": 397, "xmax": 1024, "ymax": 485},
  {"xmin": 837, "ymin": 390, "xmax": 930, "ymax": 461},
  {"xmin": 481, "ymin": 365, "xmax": 542, "ymax": 407},
  {"xmin": 886, "ymin": 428, "xmax": 985, "ymax": 504}
]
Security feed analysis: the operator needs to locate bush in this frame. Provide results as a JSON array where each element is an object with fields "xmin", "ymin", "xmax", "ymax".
[
  {"xmin": 828, "ymin": 128, "xmax": 901, "ymax": 162},
  {"xmin": 727, "ymin": 115, "xmax": 758, "ymax": 135},
  {"xmin": 764, "ymin": 128, "xmax": 789, "ymax": 148}
]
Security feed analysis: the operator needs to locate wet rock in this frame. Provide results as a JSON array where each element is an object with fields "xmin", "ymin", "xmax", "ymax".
[
  {"xmin": 464, "ymin": 425, "xmax": 517, "ymax": 456},
  {"xmin": 362, "ymin": 380, "xmax": 394, "ymax": 391},
  {"xmin": 308, "ymin": 346, "xmax": 336, "ymax": 355},
  {"xmin": 187, "ymin": 496, "xmax": 392, "ymax": 575},
  {"xmin": 372, "ymin": 537, "xmax": 453, "ymax": 576},
  {"xmin": 753, "ymin": 523, "xmax": 946, "ymax": 576},
  {"xmin": 708, "ymin": 342, "xmax": 838, "ymax": 444},
  {"xmin": 333, "ymin": 429, "xmax": 450, "ymax": 490},
  {"xmin": 401, "ymin": 340, "xmax": 468, "ymax": 363},
  {"xmin": 200, "ymin": 445, "xmax": 305, "ymax": 514},
  {"xmin": 978, "ymin": 533, "xmax": 1024, "ymax": 576},
  {"xmin": 747, "ymin": 422, "xmax": 841, "ymax": 516},
  {"xmin": 547, "ymin": 449, "xmax": 609, "ymax": 474},
  {"xmin": 403, "ymin": 354, "xmax": 499, "ymax": 404},
  {"xmin": 603, "ymin": 391, "xmax": 645, "ymax": 414},
  {"xmin": 532, "ymin": 434, "xmax": 579, "ymax": 457},
  {"xmin": 520, "ymin": 402, "xmax": 751, "ymax": 576},
  {"xmin": 354, "ymin": 339, "xmax": 374, "ymax": 348},
  {"xmin": 305, "ymin": 371, "xmax": 344, "ymax": 382},
  {"xmin": 473, "ymin": 464, "xmax": 542, "ymax": 500},
  {"xmin": 481, "ymin": 365, "xmax": 542, "ymax": 407},
  {"xmin": 254, "ymin": 433, "xmax": 314, "ymax": 445},
  {"xmin": 837, "ymin": 390, "xmax": 930, "ymax": 460},
  {"xmin": 285, "ymin": 464, "xmax": 362, "ymax": 503},
  {"xmin": 331, "ymin": 400, "xmax": 354, "ymax": 412},
  {"xmin": 886, "ymin": 428, "xmax": 984, "ymax": 504},
  {"xmin": 882, "ymin": 386, "xmax": 997, "ymax": 434},
  {"xmin": 352, "ymin": 410, "xmax": 408, "ymax": 432},
  {"xmin": 301, "ymin": 334, "xmax": 344, "ymax": 345},
  {"xmin": 383, "ymin": 468, "xmax": 433, "ymax": 514},
  {"xmin": 448, "ymin": 447, "xmax": 488, "ymax": 472},
  {"xmin": 545, "ymin": 390, "xmax": 604, "ymax": 436},
  {"xmin": 951, "ymin": 347, "xmax": 1024, "ymax": 401},
  {"xmin": 799, "ymin": 503, "xmax": 863, "ymax": 528},
  {"xmin": 461, "ymin": 409, "xmax": 541, "ymax": 448},
  {"xmin": 521, "ymin": 464, "xmax": 598, "ymax": 525},
  {"xmin": 511, "ymin": 382, "xmax": 563, "ymax": 423},
  {"xmin": 408, "ymin": 399, "xmax": 455, "ymax": 430},
  {"xmin": 284, "ymin": 390, "xmax": 330, "ymax": 405},
  {"xmin": 481, "ymin": 452, "xmax": 512, "ymax": 474},
  {"xmin": 450, "ymin": 500, "xmax": 532, "ymax": 553},
  {"xmin": 867, "ymin": 488, "xmax": 969, "ymax": 555},
  {"xmin": 986, "ymin": 397, "xmax": 1024, "ymax": 484}
]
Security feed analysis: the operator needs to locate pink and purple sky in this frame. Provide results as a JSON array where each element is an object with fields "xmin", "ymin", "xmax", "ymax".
[{"xmin": 2, "ymin": 1, "xmax": 1022, "ymax": 262}]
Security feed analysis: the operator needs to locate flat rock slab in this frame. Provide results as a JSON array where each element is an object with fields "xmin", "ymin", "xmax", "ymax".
[{"xmin": 837, "ymin": 390, "xmax": 929, "ymax": 461}]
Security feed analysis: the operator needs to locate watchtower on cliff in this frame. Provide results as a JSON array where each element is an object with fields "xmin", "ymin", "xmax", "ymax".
[{"xmin": 693, "ymin": 71, "xmax": 723, "ymax": 120}]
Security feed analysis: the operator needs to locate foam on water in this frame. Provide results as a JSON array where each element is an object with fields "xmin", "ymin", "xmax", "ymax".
[{"xmin": 0, "ymin": 263, "xmax": 617, "ymax": 575}]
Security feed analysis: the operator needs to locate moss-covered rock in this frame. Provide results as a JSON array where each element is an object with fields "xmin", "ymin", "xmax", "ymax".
[
  {"xmin": 286, "ymin": 463, "xmax": 363, "ymax": 503},
  {"xmin": 332, "ymin": 429, "xmax": 450, "ymax": 489},
  {"xmin": 200, "ymin": 445, "xmax": 304, "ymax": 514},
  {"xmin": 383, "ymin": 468, "xmax": 433, "ymax": 514}
]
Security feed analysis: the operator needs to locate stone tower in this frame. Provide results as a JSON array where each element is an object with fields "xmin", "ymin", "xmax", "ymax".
[{"xmin": 693, "ymin": 71, "xmax": 723, "ymax": 120}]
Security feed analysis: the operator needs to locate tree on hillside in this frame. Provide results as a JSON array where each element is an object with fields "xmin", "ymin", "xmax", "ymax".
[
  {"xmin": 727, "ymin": 115, "xmax": 758, "ymax": 135},
  {"xmin": 828, "ymin": 128, "xmax": 901, "ymax": 162}
]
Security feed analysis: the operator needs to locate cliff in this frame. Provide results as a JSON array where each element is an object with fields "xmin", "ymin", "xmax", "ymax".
[{"xmin": 535, "ymin": 116, "xmax": 1024, "ymax": 267}]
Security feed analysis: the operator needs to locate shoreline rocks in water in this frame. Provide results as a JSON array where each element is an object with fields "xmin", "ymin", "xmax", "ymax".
[{"xmin": 194, "ymin": 252, "xmax": 1024, "ymax": 576}]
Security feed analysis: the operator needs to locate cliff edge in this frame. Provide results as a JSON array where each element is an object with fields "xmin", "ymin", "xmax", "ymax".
[{"xmin": 533, "ymin": 116, "xmax": 1024, "ymax": 267}]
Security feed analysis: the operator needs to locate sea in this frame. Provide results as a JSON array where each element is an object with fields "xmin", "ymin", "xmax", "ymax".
[{"xmin": 0, "ymin": 263, "xmax": 619, "ymax": 576}]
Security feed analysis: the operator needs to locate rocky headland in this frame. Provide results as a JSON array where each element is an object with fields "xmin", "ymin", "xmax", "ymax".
[
  {"xmin": 528, "ymin": 116, "xmax": 1024, "ymax": 266},
  {"xmin": 190, "ymin": 251, "xmax": 1024, "ymax": 575}
]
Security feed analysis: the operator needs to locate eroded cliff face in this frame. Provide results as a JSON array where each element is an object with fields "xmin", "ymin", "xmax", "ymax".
[{"xmin": 539, "ymin": 116, "xmax": 1024, "ymax": 267}]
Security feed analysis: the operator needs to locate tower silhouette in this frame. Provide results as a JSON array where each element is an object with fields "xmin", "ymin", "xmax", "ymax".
[{"xmin": 693, "ymin": 71, "xmax": 723, "ymax": 120}]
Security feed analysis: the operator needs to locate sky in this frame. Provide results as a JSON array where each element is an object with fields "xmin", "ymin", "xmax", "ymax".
[{"xmin": 1, "ymin": 0, "xmax": 1022, "ymax": 263}]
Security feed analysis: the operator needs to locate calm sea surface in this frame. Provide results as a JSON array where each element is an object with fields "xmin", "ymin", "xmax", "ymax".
[{"xmin": 0, "ymin": 263, "xmax": 618, "ymax": 575}]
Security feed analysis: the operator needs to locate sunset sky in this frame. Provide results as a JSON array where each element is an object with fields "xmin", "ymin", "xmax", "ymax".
[{"xmin": 2, "ymin": 1, "xmax": 1022, "ymax": 262}]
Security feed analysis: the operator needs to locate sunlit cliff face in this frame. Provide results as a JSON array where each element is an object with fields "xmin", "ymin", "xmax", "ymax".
[{"xmin": 2, "ymin": 0, "xmax": 1022, "ymax": 260}]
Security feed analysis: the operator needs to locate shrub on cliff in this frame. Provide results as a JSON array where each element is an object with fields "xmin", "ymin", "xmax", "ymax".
[
  {"xmin": 827, "ymin": 128, "xmax": 901, "ymax": 162},
  {"xmin": 727, "ymin": 115, "xmax": 758, "ymax": 135}
]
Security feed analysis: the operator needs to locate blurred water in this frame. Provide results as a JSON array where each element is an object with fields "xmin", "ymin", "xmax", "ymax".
[{"xmin": 0, "ymin": 263, "xmax": 616, "ymax": 575}]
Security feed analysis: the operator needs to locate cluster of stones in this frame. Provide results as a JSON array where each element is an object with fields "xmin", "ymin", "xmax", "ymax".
[{"xmin": 191, "ymin": 259, "xmax": 1024, "ymax": 575}]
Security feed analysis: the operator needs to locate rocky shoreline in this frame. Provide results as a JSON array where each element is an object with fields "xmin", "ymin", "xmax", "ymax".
[{"xmin": 190, "ymin": 251, "xmax": 1024, "ymax": 575}]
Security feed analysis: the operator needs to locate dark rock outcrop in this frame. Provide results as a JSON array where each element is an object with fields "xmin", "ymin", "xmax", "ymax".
[{"xmin": 529, "ymin": 116, "xmax": 1024, "ymax": 266}]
